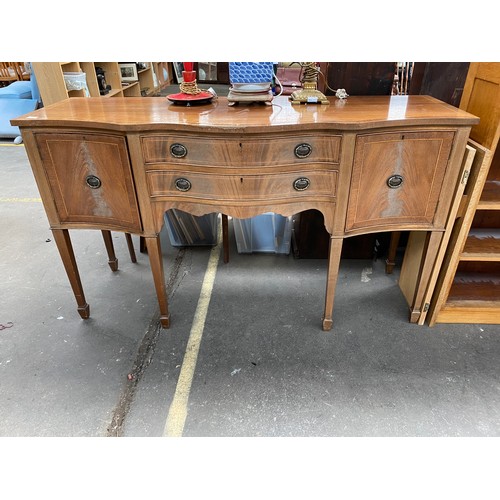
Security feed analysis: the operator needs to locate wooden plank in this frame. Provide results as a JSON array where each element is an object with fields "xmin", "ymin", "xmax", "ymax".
[
  {"xmin": 399, "ymin": 231, "xmax": 427, "ymax": 309},
  {"xmin": 436, "ymin": 306, "xmax": 500, "ymax": 324},
  {"xmin": 32, "ymin": 62, "xmax": 72, "ymax": 106},
  {"xmin": 417, "ymin": 143, "xmax": 476, "ymax": 324},
  {"xmin": 459, "ymin": 62, "xmax": 500, "ymax": 151}
]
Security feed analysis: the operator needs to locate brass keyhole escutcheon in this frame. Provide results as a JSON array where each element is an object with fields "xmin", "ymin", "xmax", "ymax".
[
  {"xmin": 387, "ymin": 175, "xmax": 404, "ymax": 189},
  {"xmin": 294, "ymin": 143, "xmax": 312, "ymax": 158},
  {"xmin": 175, "ymin": 178, "xmax": 191, "ymax": 192},
  {"xmin": 170, "ymin": 143, "xmax": 188, "ymax": 158},
  {"xmin": 85, "ymin": 175, "xmax": 102, "ymax": 189},
  {"xmin": 293, "ymin": 177, "xmax": 310, "ymax": 191}
]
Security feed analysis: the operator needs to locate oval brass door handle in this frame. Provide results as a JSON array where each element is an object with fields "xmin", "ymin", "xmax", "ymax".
[
  {"xmin": 294, "ymin": 143, "xmax": 312, "ymax": 158},
  {"xmin": 293, "ymin": 177, "xmax": 310, "ymax": 191},
  {"xmin": 170, "ymin": 143, "xmax": 187, "ymax": 158},
  {"xmin": 175, "ymin": 178, "xmax": 191, "ymax": 192},
  {"xmin": 387, "ymin": 175, "xmax": 404, "ymax": 189},
  {"xmin": 85, "ymin": 175, "xmax": 102, "ymax": 189}
]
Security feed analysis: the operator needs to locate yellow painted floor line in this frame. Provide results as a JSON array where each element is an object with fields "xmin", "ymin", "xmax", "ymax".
[
  {"xmin": 163, "ymin": 221, "xmax": 222, "ymax": 437},
  {"xmin": 0, "ymin": 197, "xmax": 41, "ymax": 203},
  {"xmin": 0, "ymin": 143, "xmax": 24, "ymax": 147}
]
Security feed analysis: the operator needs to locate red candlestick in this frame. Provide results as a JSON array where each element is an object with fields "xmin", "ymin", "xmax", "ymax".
[
  {"xmin": 167, "ymin": 61, "xmax": 213, "ymax": 105},
  {"xmin": 182, "ymin": 62, "xmax": 196, "ymax": 84}
]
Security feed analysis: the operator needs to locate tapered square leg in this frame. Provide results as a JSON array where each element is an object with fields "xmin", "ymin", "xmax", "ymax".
[
  {"xmin": 51, "ymin": 229, "xmax": 90, "ymax": 319},
  {"xmin": 101, "ymin": 230, "xmax": 118, "ymax": 271},
  {"xmin": 385, "ymin": 231, "xmax": 401, "ymax": 274},
  {"xmin": 145, "ymin": 235, "xmax": 170, "ymax": 328},
  {"xmin": 125, "ymin": 233, "xmax": 137, "ymax": 263},
  {"xmin": 222, "ymin": 214, "xmax": 229, "ymax": 263},
  {"xmin": 322, "ymin": 237, "xmax": 343, "ymax": 331}
]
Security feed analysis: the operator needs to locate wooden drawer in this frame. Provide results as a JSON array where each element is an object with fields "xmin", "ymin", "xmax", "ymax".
[
  {"xmin": 35, "ymin": 132, "xmax": 142, "ymax": 231},
  {"xmin": 141, "ymin": 134, "xmax": 342, "ymax": 166},
  {"xmin": 146, "ymin": 169, "xmax": 338, "ymax": 201},
  {"xmin": 345, "ymin": 130, "xmax": 455, "ymax": 232}
]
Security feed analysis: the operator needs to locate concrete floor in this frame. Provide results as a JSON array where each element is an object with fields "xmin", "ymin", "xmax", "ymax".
[{"xmin": 2, "ymin": 140, "xmax": 500, "ymax": 439}]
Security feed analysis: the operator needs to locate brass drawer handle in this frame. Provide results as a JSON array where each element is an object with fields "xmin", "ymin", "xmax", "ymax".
[
  {"xmin": 170, "ymin": 143, "xmax": 188, "ymax": 158},
  {"xmin": 294, "ymin": 143, "xmax": 312, "ymax": 158},
  {"xmin": 85, "ymin": 175, "xmax": 102, "ymax": 189},
  {"xmin": 175, "ymin": 178, "xmax": 191, "ymax": 192},
  {"xmin": 293, "ymin": 177, "xmax": 310, "ymax": 191},
  {"xmin": 387, "ymin": 175, "xmax": 404, "ymax": 189}
]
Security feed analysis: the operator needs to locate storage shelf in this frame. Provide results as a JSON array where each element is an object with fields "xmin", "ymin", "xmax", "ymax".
[
  {"xmin": 436, "ymin": 301, "xmax": 500, "ymax": 324},
  {"xmin": 33, "ymin": 62, "xmax": 170, "ymax": 106},
  {"xmin": 477, "ymin": 180, "xmax": 500, "ymax": 210},
  {"xmin": 447, "ymin": 272, "xmax": 500, "ymax": 302},
  {"xmin": 429, "ymin": 63, "xmax": 500, "ymax": 326},
  {"xmin": 437, "ymin": 277, "xmax": 500, "ymax": 324},
  {"xmin": 121, "ymin": 81, "xmax": 139, "ymax": 90},
  {"xmin": 461, "ymin": 228, "xmax": 500, "ymax": 260},
  {"xmin": 105, "ymin": 88, "xmax": 124, "ymax": 97},
  {"xmin": 67, "ymin": 89, "xmax": 87, "ymax": 98}
]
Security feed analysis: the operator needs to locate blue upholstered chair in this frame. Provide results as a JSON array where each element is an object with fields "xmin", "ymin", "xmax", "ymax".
[{"xmin": 0, "ymin": 65, "xmax": 40, "ymax": 143}]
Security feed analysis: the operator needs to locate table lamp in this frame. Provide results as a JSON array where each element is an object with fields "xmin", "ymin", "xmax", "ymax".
[
  {"xmin": 289, "ymin": 62, "xmax": 349, "ymax": 104},
  {"xmin": 167, "ymin": 62, "xmax": 214, "ymax": 105}
]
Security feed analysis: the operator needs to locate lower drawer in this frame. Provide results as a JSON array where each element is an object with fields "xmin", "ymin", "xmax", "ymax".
[{"xmin": 146, "ymin": 170, "xmax": 338, "ymax": 201}]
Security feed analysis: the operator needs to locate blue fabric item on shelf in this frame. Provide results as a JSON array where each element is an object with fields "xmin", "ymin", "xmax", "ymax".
[
  {"xmin": 229, "ymin": 62, "xmax": 274, "ymax": 84},
  {"xmin": 0, "ymin": 80, "xmax": 32, "ymax": 99}
]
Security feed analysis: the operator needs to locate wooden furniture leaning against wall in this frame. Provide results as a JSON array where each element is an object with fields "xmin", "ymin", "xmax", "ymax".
[
  {"xmin": 428, "ymin": 62, "xmax": 500, "ymax": 325},
  {"xmin": 12, "ymin": 95, "xmax": 478, "ymax": 331}
]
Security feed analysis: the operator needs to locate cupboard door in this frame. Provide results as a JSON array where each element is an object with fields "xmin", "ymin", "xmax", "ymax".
[
  {"xmin": 345, "ymin": 131, "xmax": 454, "ymax": 233},
  {"xmin": 36, "ymin": 132, "xmax": 142, "ymax": 232}
]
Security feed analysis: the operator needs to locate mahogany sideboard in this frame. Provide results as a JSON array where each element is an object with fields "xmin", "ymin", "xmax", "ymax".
[{"xmin": 12, "ymin": 95, "xmax": 479, "ymax": 330}]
